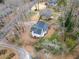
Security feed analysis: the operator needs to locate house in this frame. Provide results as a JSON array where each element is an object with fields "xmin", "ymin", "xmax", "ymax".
[
  {"xmin": 47, "ymin": 0, "xmax": 57, "ymax": 6},
  {"xmin": 40, "ymin": 9, "xmax": 52, "ymax": 19},
  {"xmin": 31, "ymin": 21, "xmax": 48, "ymax": 37}
]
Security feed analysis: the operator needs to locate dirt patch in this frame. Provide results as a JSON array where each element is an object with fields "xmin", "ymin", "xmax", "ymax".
[
  {"xmin": 45, "ymin": 27, "xmax": 55, "ymax": 38},
  {"xmin": 0, "ymin": 48, "xmax": 19, "ymax": 59}
]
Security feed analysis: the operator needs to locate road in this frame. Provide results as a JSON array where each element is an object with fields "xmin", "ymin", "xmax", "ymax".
[{"xmin": 0, "ymin": 41, "xmax": 32, "ymax": 59}]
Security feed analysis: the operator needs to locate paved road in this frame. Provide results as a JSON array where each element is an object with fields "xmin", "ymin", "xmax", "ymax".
[{"xmin": 0, "ymin": 41, "xmax": 32, "ymax": 59}]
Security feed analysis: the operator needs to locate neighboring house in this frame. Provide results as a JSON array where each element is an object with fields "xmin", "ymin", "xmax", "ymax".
[
  {"xmin": 47, "ymin": 0, "xmax": 57, "ymax": 6},
  {"xmin": 40, "ymin": 9, "xmax": 52, "ymax": 19},
  {"xmin": 31, "ymin": 21, "xmax": 48, "ymax": 37}
]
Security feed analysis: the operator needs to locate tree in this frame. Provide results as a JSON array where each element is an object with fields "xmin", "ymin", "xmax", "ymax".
[
  {"xmin": 0, "ymin": 49, "xmax": 7, "ymax": 55},
  {"xmin": 58, "ymin": 0, "xmax": 79, "ymax": 52},
  {"xmin": 52, "ymin": 0, "xmax": 67, "ymax": 12},
  {"xmin": 0, "ymin": 0, "xmax": 4, "ymax": 3},
  {"xmin": 59, "ymin": 7, "xmax": 74, "ymax": 41},
  {"xmin": 6, "ymin": 53, "xmax": 15, "ymax": 59},
  {"xmin": 64, "ymin": 8, "xmax": 73, "ymax": 32},
  {"xmin": 57, "ymin": 0, "xmax": 67, "ymax": 6}
]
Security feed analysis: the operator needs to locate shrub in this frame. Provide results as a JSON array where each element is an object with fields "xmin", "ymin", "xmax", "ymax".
[
  {"xmin": 0, "ymin": 49, "xmax": 7, "ymax": 55},
  {"xmin": 6, "ymin": 53, "xmax": 15, "ymax": 59},
  {"xmin": 65, "ymin": 37, "xmax": 77, "ymax": 51},
  {"xmin": 34, "ymin": 33, "xmax": 64, "ymax": 54}
]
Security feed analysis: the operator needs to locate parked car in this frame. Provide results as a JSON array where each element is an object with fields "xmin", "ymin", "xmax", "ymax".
[{"xmin": 31, "ymin": 21, "xmax": 48, "ymax": 38}]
